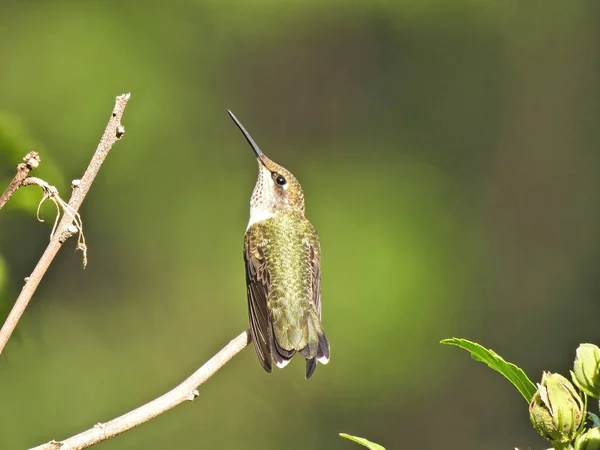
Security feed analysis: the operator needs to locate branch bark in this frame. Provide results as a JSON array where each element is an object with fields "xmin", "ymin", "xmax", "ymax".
[
  {"xmin": 0, "ymin": 93, "xmax": 131, "ymax": 355},
  {"xmin": 31, "ymin": 329, "xmax": 251, "ymax": 450},
  {"xmin": 0, "ymin": 151, "xmax": 41, "ymax": 210}
]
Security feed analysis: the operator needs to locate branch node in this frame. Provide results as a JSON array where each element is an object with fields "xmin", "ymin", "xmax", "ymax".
[
  {"xmin": 21, "ymin": 151, "xmax": 41, "ymax": 170},
  {"xmin": 71, "ymin": 179, "xmax": 81, "ymax": 189},
  {"xmin": 0, "ymin": 151, "xmax": 41, "ymax": 211},
  {"xmin": 115, "ymin": 125, "xmax": 125, "ymax": 139},
  {"xmin": 59, "ymin": 225, "xmax": 78, "ymax": 243},
  {"xmin": 187, "ymin": 389, "xmax": 200, "ymax": 401}
]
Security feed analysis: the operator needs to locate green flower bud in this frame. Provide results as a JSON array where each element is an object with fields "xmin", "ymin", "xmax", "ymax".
[
  {"xmin": 575, "ymin": 427, "xmax": 600, "ymax": 450},
  {"xmin": 573, "ymin": 344, "xmax": 600, "ymax": 398},
  {"xmin": 529, "ymin": 372, "xmax": 584, "ymax": 447}
]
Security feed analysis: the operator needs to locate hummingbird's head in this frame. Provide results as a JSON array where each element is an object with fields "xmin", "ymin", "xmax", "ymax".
[{"xmin": 228, "ymin": 110, "xmax": 305, "ymax": 225}]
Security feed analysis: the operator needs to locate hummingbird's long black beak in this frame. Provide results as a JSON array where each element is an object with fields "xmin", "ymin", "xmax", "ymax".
[{"xmin": 227, "ymin": 110, "xmax": 267, "ymax": 167}]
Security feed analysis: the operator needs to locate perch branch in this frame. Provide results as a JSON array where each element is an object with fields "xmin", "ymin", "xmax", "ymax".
[
  {"xmin": 31, "ymin": 329, "xmax": 251, "ymax": 450},
  {"xmin": 0, "ymin": 93, "xmax": 131, "ymax": 356},
  {"xmin": 0, "ymin": 151, "xmax": 41, "ymax": 210}
]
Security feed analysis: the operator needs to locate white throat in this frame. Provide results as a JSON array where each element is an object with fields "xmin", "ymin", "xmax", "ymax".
[{"xmin": 246, "ymin": 209, "xmax": 275, "ymax": 230}]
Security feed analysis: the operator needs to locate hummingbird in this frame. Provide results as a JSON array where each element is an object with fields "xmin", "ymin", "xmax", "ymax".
[{"xmin": 228, "ymin": 110, "xmax": 330, "ymax": 379}]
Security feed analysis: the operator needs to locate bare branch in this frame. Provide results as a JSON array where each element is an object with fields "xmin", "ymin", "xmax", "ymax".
[
  {"xmin": 0, "ymin": 93, "xmax": 131, "ymax": 355},
  {"xmin": 31, "ymin": 329, "xmax": 251, "ymax": 450},
  {"xmin": 0, "ymin": 151, "xmax": 41, "ymax": 210}
]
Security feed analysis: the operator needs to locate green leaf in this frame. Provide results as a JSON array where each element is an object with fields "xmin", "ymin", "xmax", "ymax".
[
  {"xmin": 339, "ymin": 433, "xmax": 386, "ymax": 450},
  {"xmin": 441, "ymin": 337, "xmax": 537, "ymax": 403}
]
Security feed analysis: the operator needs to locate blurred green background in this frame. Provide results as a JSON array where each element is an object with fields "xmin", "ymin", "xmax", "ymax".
[{"xmin": 1, "ymin": 1, "xmax": 599, "ymax": 449}]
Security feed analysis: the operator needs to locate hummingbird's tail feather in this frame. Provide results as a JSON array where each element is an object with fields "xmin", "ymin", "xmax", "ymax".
[
  {"xmin": 305, "ymin": 358, "xmax": 317, "ymax": 379},
  {"xmin": 271, "ymin": 325, "xmax": 295, "ymax": 368},
  {"xmin": 316, "ymin": 331, "xmax": 330, "ymax": 364},
  {"xmin": 301, "ymin": 323, "xmax": 330, "ymax": 379}
]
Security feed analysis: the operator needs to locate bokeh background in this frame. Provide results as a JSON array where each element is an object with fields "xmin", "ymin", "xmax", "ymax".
[{"xmin": 1, "ymin": 1, "xmax": 599, "ymax": 449}]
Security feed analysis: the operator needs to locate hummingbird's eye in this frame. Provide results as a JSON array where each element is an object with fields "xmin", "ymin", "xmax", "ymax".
[{"xmin": 273, "ymin": 173, "xmax": 287, "ymax": 186}]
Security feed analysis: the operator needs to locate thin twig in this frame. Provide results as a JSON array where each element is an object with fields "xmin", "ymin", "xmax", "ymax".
[
  {"xmin": 0, "ymin": 93, "xmax": 131, "ymax": 355},
  {"xmin": 0, "ymin": 151, "xmax": 41, "ymax": 210},
  {"xmin": 31, "ymin": 329, "xmax": 251, "ymax": 450}
]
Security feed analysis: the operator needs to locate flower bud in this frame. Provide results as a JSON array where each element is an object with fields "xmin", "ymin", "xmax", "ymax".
[
  {"xmin": 529, "ymin": 372, "xmax": 584, "ymax": 447},
  {"xmin": 573, "ymin": 344, "xmax": 600, "ymax": 398},
  {"xmin": 575, "ymin": 427, "xmax": 600, "ymax": 450}
]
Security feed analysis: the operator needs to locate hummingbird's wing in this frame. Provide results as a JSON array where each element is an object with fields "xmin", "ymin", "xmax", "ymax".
[
  {"xmin": 309, "ymin": 241, "xmax": 322, "ymax": 317},
  {"xmin": 305, "ymin": 222, "xmax": 329, "ymax": 377},
  {"xmin": 244, "ymin": 229, "xmax": 272, "ymax": 373},
  {"xmin": 306, "ymin": 224, "xmax": 322, "ymax": 317}
]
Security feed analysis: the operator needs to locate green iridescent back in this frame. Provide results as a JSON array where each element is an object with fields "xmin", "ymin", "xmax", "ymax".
[{"xmin": 245, "ymin": 210, "xmax": 321, "ymax": 351}]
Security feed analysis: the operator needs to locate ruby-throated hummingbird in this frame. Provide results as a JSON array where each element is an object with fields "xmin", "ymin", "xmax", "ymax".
[{"xmin": 228, "ymin": 110, "xmax": 330, "ymax": 379}]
